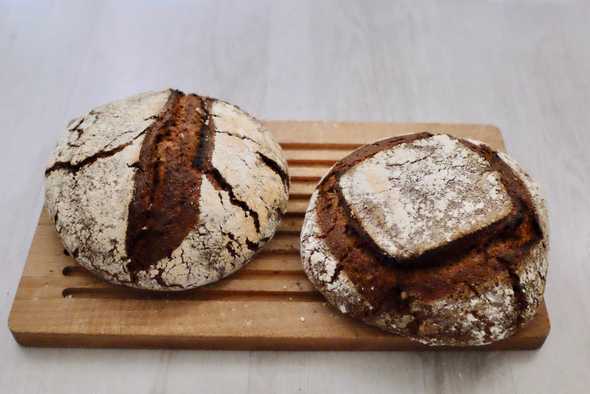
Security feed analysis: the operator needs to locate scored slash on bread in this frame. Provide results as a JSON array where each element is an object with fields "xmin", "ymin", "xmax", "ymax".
[
  {"xmin": 301, "ymin": 133, "xmax": 548, "ymax": 346},
  {"xmin": 340, "ymin": 134, "xmax": 514, "ymax": 261},
  {"xmin": 45, "ymin": 89, "xmax": 289, "ymax": 291}
]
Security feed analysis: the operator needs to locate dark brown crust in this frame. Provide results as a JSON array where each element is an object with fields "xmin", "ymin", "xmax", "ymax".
[
  {"xmin": 314, "ymin": 133, "xmax": 543, "ymax": 340},
  {"xmin": 460, "ymin": 139, "xmax": 543, "ymax": 325},
  {"xmin": 125, "ymin": 91, "xmax": 214, "ymax": 279}
]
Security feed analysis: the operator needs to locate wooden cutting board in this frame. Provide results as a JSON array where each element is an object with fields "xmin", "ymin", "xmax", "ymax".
[{"xmin": 8, "ymin": 121, "xmax": 550, "ymax": 350}]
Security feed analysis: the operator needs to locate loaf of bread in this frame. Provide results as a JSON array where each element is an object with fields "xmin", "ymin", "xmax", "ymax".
[
  {"xmin": 45, "ymin": 89, "xmax": 289, "ymax": 291},
  {"xmin": 300, "ymin": 133, "xmax": 548, "ymax": 346}
]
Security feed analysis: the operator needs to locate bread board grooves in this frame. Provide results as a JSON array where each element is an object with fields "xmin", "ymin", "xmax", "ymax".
[{"xmin": 8, "ymin": 121, "xmax": 550, "ymax": 350}]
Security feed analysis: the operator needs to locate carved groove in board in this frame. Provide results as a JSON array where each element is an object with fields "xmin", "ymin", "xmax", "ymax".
[
  {"xmin": 62, "ymin": 288, "xmax": 323, "ymax": 302},
  {"xmin": 62, "ymin": 266, "xmax": 305, "ymax": 277},
  {"xmin": 284, "ymin": 211, "xmax": 306, "ymax": 219},
  {"xmin": 256, "ymin": 249, "xmax": 300, "ymax": 256},
  {"xmin": 288, "ymin": 195, "xmax": 311, "ymax": 201},
  {"xmin": 287, "ymin": 160, "xmax": 337, "ymax": 167},
  {"xmin": 290, "ymin": 176, "xmax": 321, "ymax": 183},
  {"xmin": 289, "ymin": 193, "xmax": 312, "ymax": 200},
  {"xmin": 280, "ymin": 142, "xmax": 363, "ymax": 150}
]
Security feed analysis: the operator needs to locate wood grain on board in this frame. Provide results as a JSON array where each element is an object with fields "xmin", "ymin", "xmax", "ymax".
[{"xmin": 8, "ymin": 121, "xmax": 549, "ymax": 350}]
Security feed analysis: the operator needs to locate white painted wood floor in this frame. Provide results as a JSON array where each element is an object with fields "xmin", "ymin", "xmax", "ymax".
[{"xmin": 0, "ymin": 1, "xmax": 588, "ymax": 393}]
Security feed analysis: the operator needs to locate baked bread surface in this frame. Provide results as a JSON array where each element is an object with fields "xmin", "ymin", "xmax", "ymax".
[
  {"xmin": 45, "ymin": 89, "xmax": 289, "ymax": 291},
  {"xmin": 300, "ymin": 133, "xmax": 548, "ymax": 346}
]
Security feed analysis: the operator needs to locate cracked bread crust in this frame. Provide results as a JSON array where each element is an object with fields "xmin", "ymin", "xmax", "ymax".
[
  {"xmin": 300, "ymin": 133, "xmax": 548, "ymax": 346},
  {"xmin": 45, "ymin": 89, "xmax": 289, "ymax": 290}
]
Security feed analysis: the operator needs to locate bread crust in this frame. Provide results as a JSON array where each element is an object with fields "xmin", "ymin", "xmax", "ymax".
[
  {"xmin": 45, "ymin": 89, "xmax": 289, "ymax": 290},
  {"xmin": 300, "ymin": 133, "xmax": 548, "ymax": 346}
]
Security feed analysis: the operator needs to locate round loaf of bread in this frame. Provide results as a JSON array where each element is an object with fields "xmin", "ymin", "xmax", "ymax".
[
  {"xmin": 300, "ymin": 133, "xmax": 548, "ymax": 346},
  {"xmin": 45, "ymin": 89, "xmax": 289, "ymax": 291}
]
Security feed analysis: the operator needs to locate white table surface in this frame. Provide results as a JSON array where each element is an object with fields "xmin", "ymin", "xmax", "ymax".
[{"xmin": 1, "ymin": 1, "xmax": 589, "ymax": 393}]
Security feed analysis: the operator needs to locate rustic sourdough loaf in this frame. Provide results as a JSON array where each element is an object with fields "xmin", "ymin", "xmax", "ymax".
[
  {"xmin": 300, "ymin": 133, "xmax": 548, "ymax": 346},
  {"xmin": 45, "ymin": 89, "xmax": 289, "ymax": 291}
]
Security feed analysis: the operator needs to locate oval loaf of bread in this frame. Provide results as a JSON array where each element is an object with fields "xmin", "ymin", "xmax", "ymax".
[
  {"xmin": 300, "ymin": 133, "xmax": 548, "ymax": 346},
  {"xmin": 45, "ymin": 89, "xmax": 289, "ymax": 291}
]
